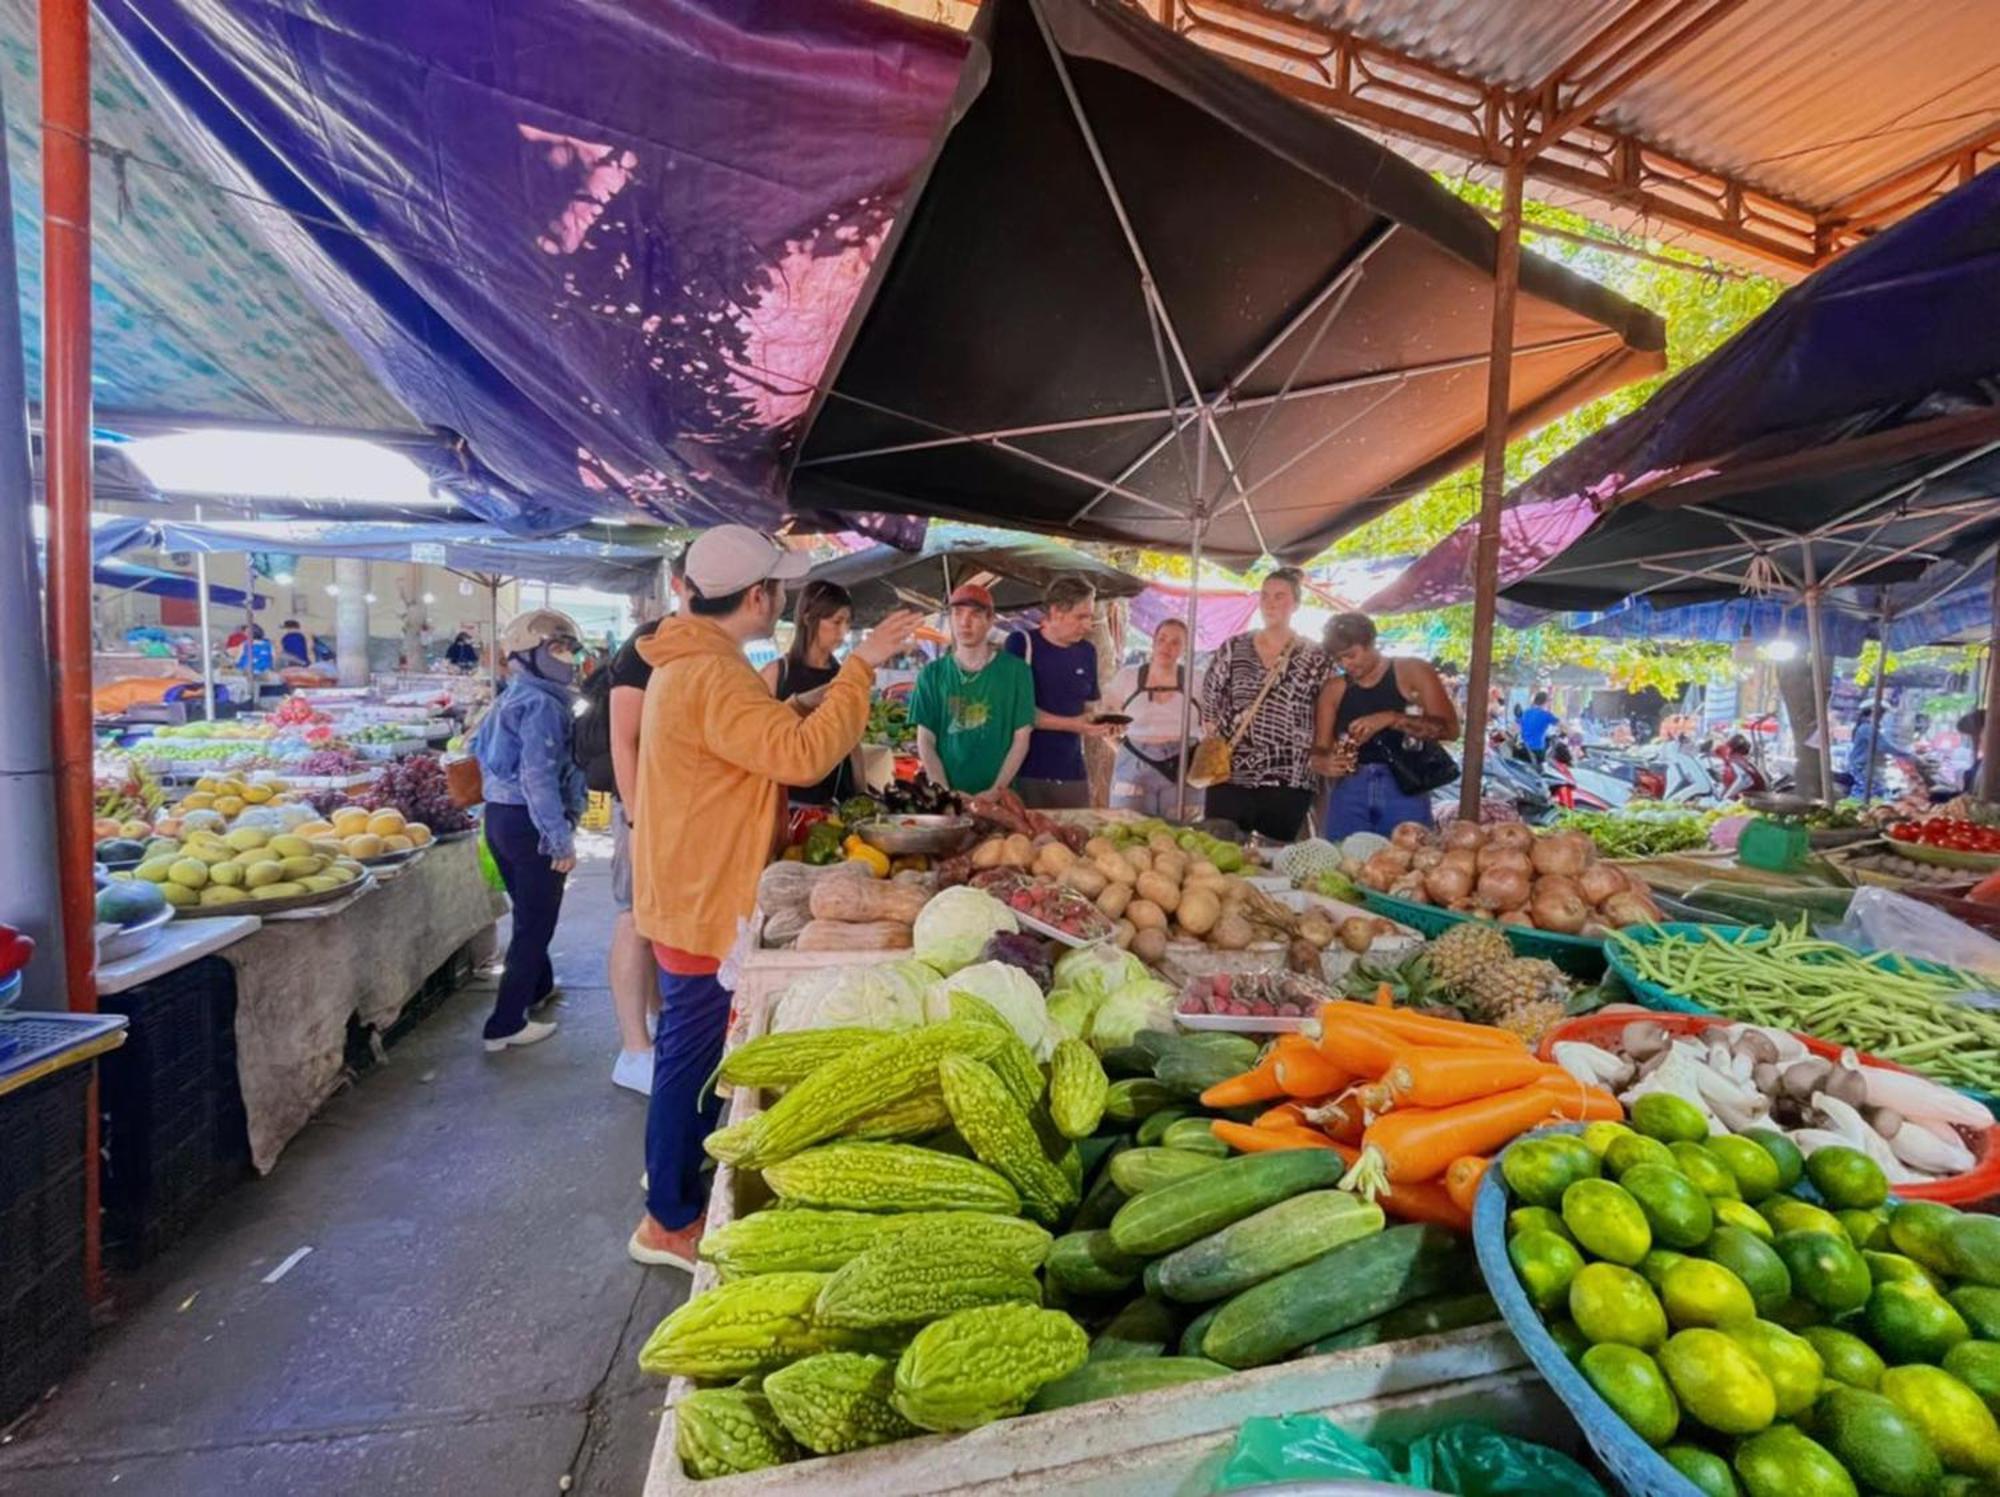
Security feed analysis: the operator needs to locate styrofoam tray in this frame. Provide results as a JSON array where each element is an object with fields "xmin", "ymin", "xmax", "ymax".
[
  {"xmin": 1016, "ymin": 908, "xmax": 1113, "ymax": 948},
  {"xmin": 1175, "ymin": 1011, "xmax": 1313, "ymax": 1034}
]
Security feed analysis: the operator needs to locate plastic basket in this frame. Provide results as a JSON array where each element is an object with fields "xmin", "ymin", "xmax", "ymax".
[
  {"xmin": 1358, "ymin": 889, "xmax": 1610, "ymax": 980},
  {"xmin": 1472, "ymin": 1124, "xmax": 1705, "ymax": 1497},
  {"xmin": 0, "ymin": 1067, "xmax": 91, "ymax": 1424}
]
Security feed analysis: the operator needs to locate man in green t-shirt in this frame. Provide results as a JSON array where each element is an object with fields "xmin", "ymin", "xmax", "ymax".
[{"xmin": 910, "ymin": 583, "xmax": 1036, "ymax": 794}]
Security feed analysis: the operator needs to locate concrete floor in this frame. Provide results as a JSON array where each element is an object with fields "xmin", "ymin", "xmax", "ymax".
[{"xmin": 0, "ymin": 835, "xmax": 686, "ymax": 1496}]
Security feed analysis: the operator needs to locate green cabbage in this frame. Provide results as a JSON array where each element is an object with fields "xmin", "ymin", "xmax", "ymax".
[
  {"xmin": 1051, "ymin": 944, "xmax": 1148, "ymax": 1005},
  {"xmin": 1088, "ymin": 977, "xmax": 1179, "ymax": 1053},
  {"xmin": 769, "ymin": 958, "xmax": 933, "ymax": 1034},
  {"xmin": 1045, "ymin": 988, "xmax": 1096, "ymax": 1041},
  {"xmin": 922, "ymin": 960, "xmax": 1055, "ymax": 1059},
  {"xmin": 913, "ymin": 886, "xmax": 1019, "ymax": 976}
]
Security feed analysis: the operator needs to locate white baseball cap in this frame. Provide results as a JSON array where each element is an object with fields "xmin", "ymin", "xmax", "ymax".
[{"xmin": 683, "ymin": 524, "xmax": 812, "ymax": 599}]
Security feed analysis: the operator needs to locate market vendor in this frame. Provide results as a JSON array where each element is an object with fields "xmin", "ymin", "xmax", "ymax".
[
  {"xmin": 909, "ymin": 582, "xmax": 1036, "ymax": 795},
  {"xmin": 1004, "ymin": 574, "xmax": 1115, "ymax": 810},
  {"xmin": 278, "ymin": 618, "xmax": 311, "ymax": 666}
]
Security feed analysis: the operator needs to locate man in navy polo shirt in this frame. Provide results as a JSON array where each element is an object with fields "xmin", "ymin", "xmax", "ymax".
[{"xmin": 1005, "ymin": 574, "xmax": 1115, "ymax": 809}]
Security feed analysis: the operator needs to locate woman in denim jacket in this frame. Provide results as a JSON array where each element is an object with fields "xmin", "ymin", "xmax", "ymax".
[{"xmin": 471, "ymin": 609, "xmax": 589, "ymax": 1051}]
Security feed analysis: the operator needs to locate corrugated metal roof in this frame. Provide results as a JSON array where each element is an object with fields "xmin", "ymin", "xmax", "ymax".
[{"xmin": 1272, "ymin": 0, "xmax": 2000, "ymax": 214}]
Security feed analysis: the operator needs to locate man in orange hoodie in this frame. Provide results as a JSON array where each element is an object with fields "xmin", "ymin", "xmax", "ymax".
[{"xmin": 628, "ymin": 525, "xmax": 917, "ymax": 1268}]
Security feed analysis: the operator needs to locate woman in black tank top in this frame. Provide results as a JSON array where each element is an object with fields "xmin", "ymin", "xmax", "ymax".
[
  {"xmin": 759, "ymin": 581, "xmax": 866, "ymax": 806},
  {"xmin": 1313, "ymin": 611, "xmax": 1460, "ymax": 839}
]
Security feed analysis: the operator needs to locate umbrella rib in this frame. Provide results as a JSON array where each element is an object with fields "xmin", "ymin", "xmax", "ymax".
[
  {"xmin": 1222, "ymin": 220, "xmax": 1400, "ymax": 401},
  {"xmin": 794, "ymin": 404, "xmax": 1185, "ymax": 468},
  {"xmin": 1213, "ymin": 377, "xmax": 1411, "ymax": 515},
  {"xmin": 1826, "ymin": 505, "xmax": 1995, "ymax": 591}
]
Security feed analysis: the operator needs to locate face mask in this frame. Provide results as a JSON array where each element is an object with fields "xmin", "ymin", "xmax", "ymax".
[{"xmin": 530, "ymin": 641, "xmax": 577, "ymax": 684}]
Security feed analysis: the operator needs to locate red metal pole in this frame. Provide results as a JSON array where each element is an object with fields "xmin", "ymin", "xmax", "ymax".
[
  {"xmin": 42, "ymin": 0, "xmax": 102, "ymax": 1298},
  {"xmin": 1457, "ymin": 151, "xmax": 1525, "ymax": 819}
]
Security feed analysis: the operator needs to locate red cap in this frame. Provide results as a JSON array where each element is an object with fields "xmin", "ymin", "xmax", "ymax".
[{"xmin": 948, "ymin": 582, "xmax": 995, "ymax": 612}]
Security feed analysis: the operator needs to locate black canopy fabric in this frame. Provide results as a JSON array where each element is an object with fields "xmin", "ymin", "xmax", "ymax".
[
  {"xmin": 807, "ymin": 533, "xmax": 1143, "ymax": 624},
  {"xmin": 787, "ymin": 0, "xmax": 1665, "ymax": 566}
]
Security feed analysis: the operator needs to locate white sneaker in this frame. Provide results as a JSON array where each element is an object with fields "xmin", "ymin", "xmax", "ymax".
[
  {"xmin": 484, "ymin": 1019, "xmax": 558, "ymax": 1053},
  {"xmin": 645, "ymin": 1011, "xmax": 658, "ymax": 1041},
  {"xmin": 612, "ymin": 1049, "xmax": 654, "ymax": 1096}
]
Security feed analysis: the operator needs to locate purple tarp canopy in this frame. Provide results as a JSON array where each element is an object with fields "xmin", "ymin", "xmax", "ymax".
[
  {"xmin": 1367, "ymin": 169, "xmax": 2000, "ymax": 616},
  {"xmin": 99, "ymin": 0, "xmax": 968, "ymax": 540}
]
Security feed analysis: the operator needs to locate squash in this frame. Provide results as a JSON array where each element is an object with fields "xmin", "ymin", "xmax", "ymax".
[
  {"xmin": 810, "ymin": 876, "xmax": 930, "ymax": 925},
  {"xmin": 1151, "ymin": 1190, "xmax": 1383, "ymax": 1303},
  {"xmin": 1135, "ymin": 872, "xmax": 1181, "ymax": 913},
  {"xmin": 794, "ymin": 919, "xmax": 913, "ymax": 951},
  {"xmin": 1199, "ymin": 1223, "xmax": 1467, "ymax": 1368},
  {"xmin": 1108, "ymin": 1148, "xmax": 1347, "ymax": 1256}
]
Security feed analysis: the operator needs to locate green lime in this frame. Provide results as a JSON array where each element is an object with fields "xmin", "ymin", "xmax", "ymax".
[
  {"xmin": 1633, "ymin": 1092, "xmax": 1712, "ymax": 1144},
  {"xmin": 1545, "ymin": 1317, "xmax": 1590, "ymax": 1363},
  {"xmin": 1713, "ymin": 1198, "xmax": 1775, "ymax": 1242},
  {"xmin": 1659, "ymin": 1327, "xmax": 1777, "ymax": 1435},
  {"xmin": 1508, "ymin": 1229, "xmax": 1584, "ymax": 1313},
  {"xmin": 1776, "ymin": 1230, "xmax": 1872, "ymax": 1316},
  {"xmin": 1727, "ymin": 1318, "xmax": 1825, "ymax": 1417},
  {"xmin": 1604, "ymin": 1132, "xmax": 1678, "ymax": 1178},
  {"xmin": 1639, "ymin": 1248, "xmax": 1688, "ymax": 1290},
  {"xmin": 1506, "ymin": 1205, "xmax": 1573, "ymax": 1242},
  {"xmin": 1733, "ymin": 1423, "xmax": 1862, "ymax": 1497},
  {"xmin": 1814, "ymin": 1384, "xmax": 1945, "ymax": 1497},
  {"xmin": 1704, "ymin": 1135, "xmax": 1783, "ymax": 1202},
  {"xmin": 1569, "ymin": 1262, "xmax": 1668, "ymax": 1351},
  {"xmin": 1838, "ymin": 1207, "xmax": 1891, "ymax": 1251},
  {"xmin": 1743, "ymin": 1128, "xmax": 1805, "ymax": 1190},
  {"xmin": 1502, "ymin": 1135, "xmax": 1601, "ymax": 1208},
  {"xmin": 1888, "ymin": 1200, "xmax": 1963, "ymax": 1276},
  {"xmin": 1866, "ymin": 1249, "xmax": 1946, "ymax": 1292},
  {"xmin": 1704, "ymin": 1225, "xmax": 1794, "ymax": 1314},
  {"xmin": 1949, "ymin": 1284, "xmax": 2000, "ymax": 1340},
  {"xmin": 1945, "ymin": 1340, "xmax": 2000, "ymax": 1415},
  {"xmin": 1670, "ymin": 1141, "xmax": 1742, "ymax": 1199},
  {"xmin": 1867, "ymin": 1279, "xmax": 1971, "ymax": 1365},
  {"xmin": 1805, "ymin": 1145, "xmax": 1889, "ymax": 1210},
  {"xmin": 1765, "ymin": 1294, "xmax": 1826, "ymax": 1330},
  {"xmin": 1581, "ymin": 1120, "xmax": 1634, "ymax": 1158},
  {"xmin": 1562, "ymin": 1178, "xmax": 1653, "ymax": 1265},
  {"xmin": 1764, "ymin": 1195, "xmax": 1849, "ymax": 1241},
  {"xmin": 1621, "ymin": 1163, "xmax": 1717, "ymax": 1250},
  {"xmin": 1581, "ymin": 1342, "xmax": 1680, "ymax": 1445},
  {"xmin": 1662, "ymin": 1443, "xmax": 1744, "ymax": 1497},
  {"xmin": 1946, "ymin": 1214, "xmax": 2000, "ymax": 1288},
  {"xmin": 1880, "ymin": 1364, "xmax": 2000, "ymax": 1477},
  {"xmin": 1801, "ymin": 1325, "xmax": 1885, "ymax": 1390},
  {"xmin": 1662, "ymin": 1257, "xmax": 1757, "ymax": 1330}
]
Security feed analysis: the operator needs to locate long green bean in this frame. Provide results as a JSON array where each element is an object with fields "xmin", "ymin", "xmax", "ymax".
[{"xmin": 1609, "ymin": 918, "xmax": 2000, "ymax": 1094}]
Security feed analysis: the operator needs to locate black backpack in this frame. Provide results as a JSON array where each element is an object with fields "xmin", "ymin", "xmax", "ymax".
[{"xmin": 573, "ymin": 664, "xmax": 617, "ymax": 794}]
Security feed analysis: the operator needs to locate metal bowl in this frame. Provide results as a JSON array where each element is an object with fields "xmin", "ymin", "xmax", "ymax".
[
  {"xmin": 853, "ymin": 814, "xmax": 978, "ymax": 857},
  {"xmin": 1743, "ymin": 791, "xmax": 1819, "ymax": 817}
]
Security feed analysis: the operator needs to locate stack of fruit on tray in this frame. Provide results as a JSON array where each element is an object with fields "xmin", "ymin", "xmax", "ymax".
[
  {"xmin": 1353, "ymin": 821, "xmax": 1664, "ymax": 936},
  {"xmin": 1494, "ymin": 1098, "xmax": 2000, "ymax": 1497},
  {"xmin": 287, "ymin": 805, "xmax": 435, "ymax": 864},
  {"xmin": 350, "ymin": 753, "xmax": 475, "ymax": 837},
  {"xmin": 114, "ymin": 824, "xmax": 367, "ymax": 910},
  {"xmin": 643, "ymin": 996, "xmax": 1564, "ymax": 1479}
]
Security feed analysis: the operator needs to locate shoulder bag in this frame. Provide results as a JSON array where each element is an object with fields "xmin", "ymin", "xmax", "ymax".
[
  {"xmin": 1376, "ymin": 660, "xmax": 1460, "ymax": 795},
  {"xmin": 1188, "ymin": 641, "xmax": 1293, "ymax": 789}
]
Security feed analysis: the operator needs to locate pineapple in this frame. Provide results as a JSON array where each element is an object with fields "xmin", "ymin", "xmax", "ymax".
[
  {"xmin": 1468, "ymin": 956, "xmax": 1572, "ymax": 1042},
  {"xmin": 1426, "ymin": 921, "xmax": 1510, "ymax": 996}
]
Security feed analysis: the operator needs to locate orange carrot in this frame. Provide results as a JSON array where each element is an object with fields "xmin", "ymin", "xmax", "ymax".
[
  {"xmin": 1253, "ymin": 1102, "xmax": 1309, "ymax": 1130},
  {"xmin": 1200, "ymin": 1047, "xmax": 1287, "ymax": 1109},
  {"xmin": 1530, "ymin": 1071, "xmax": 1623, "ymax": 1120},
  {"xmin": 1444, "ymin": 1155, "xmax": 1490, "ymax": 1216},
  {"xmin": 1326, "ymin": 1141, "xmax": 1473, "ymax": 1232},
  {"xmin": 1323, "ymin": 1000, "xmax": 1527, "ymax": 1052},
  {"xmin": 1315, "ymin": 1008, "xmax": 1402, "ymax": 1077},
  {"xmin": 1373, "ymin": 981, "xmax": 1394, "ymax": 1009},
  {"xmin": 1341, "ymin": 1078, "xmax": 1613, "ymax": 1196},
  {"xmin": 1211, "ymin": 1119, "xmax": 1339, "ymax": 1154},
  {"xmin": 1375, "ymin": 1046, "xmax": 1566, "ymax": 1110},
  {"xmin": 1275, "ymin": 1045, "xmax": 1350, "ymax": 1099}
]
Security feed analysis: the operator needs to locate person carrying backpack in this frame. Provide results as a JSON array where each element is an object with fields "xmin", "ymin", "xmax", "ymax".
[{"xmin": 1106, "ymin": 617, "xmax": 1202, "ymax": 818}]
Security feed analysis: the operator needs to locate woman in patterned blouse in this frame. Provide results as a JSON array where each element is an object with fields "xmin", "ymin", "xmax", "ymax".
[{"xmin": 1198, "ymin": 568, "xmax": 1330, "ymax": 840}]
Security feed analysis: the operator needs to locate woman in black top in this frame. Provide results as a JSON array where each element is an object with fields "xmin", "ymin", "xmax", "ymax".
[
  {"xmin": 759, "ymin": 580, "xmax": 868, "ymax": 806},
  {"xmin": 1314, "ymin": 612, "xmax": 1459, "ymax": 838},
  {"xmin": 1199, "ymin": 568, "xmax": 1329, "ymax": 840}
]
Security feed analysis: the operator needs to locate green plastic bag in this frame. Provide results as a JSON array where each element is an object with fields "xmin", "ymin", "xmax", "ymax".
[
  {"xmin": 477, "ymin": 830, "xmax": 507, "ymax": 893},
  {"xmin": 1214, "ymin": 1415, "xmax": 1606, "ymax": 1497}
]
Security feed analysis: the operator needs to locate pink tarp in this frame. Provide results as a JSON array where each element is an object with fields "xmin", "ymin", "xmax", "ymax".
[
  {"xmin": 1128, "ymin": 583, "xmax": 1260, "ymax": 652},
  {"xmin": 1360, "ymin": 497, "xmax": 1601, "ymax": 614}
]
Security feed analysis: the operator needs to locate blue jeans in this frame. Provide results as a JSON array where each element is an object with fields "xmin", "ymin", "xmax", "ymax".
[
  {"xmin": 482, "ymin": 801, "xmax": 565, "ymax": 1040},
  {"xmin": 1324, "ymin": 762, "xmax": 1435, "ymax": 840},
  {"xmin": 645, "ymin": 969, "xmax": 732, "ymax": 1231}
]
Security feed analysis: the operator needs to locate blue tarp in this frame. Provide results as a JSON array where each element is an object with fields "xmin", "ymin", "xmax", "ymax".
[
  {"xmin": 97, "ymin": 0, "xmax": 967, "ymax": 539},
  {"xmin": 93, "ymin": 557, "xmax": 264, "ymax": 609}
]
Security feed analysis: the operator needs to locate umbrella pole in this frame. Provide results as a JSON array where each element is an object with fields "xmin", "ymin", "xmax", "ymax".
[
  {"xmin": 1801, "ymin": 549, "xmax": 1835, "ymax": 802},
  {"xmin": 1457, "ymin": 155, "xmax": 1525, "ymax": 821},
  {"xmin": 1174, "ymin": 519, "xmax": 1204, "ymax": 824},
  {"xmin": 1982, "ymin": 575, "xmax": 2000, "ymax": 801},
  {"xmin": 194, "ymin": 506, "xmax": 216, "ymax": 720},
  {"xmin": 1862, "ymin": 591, "xmax": 1890, "ymax": 802}
]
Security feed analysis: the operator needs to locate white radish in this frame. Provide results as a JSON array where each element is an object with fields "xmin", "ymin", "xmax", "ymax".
[
  {"xmin": 1553, "ymin": 1042, "xmax": 1631, "ymax": 1090},
  {"xmin": 1859, "ymin": 1066, "xmax": 1996, "ymax": 1129},
  {"xmin": 1888, "ymin": 1120, "xmax": 1974, "ymax": 1176}
]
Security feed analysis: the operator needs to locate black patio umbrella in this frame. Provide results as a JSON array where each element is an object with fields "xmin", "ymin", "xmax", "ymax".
[
  {"xmin": 808, "ymin": 533, "xmax": 1143, "ymax": 625},
  {"xmin": 787, "ymin": 0, "xmax": 1665, "ymax": 568}
]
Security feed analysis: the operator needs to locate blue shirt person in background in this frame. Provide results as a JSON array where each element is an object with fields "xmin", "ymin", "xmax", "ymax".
[
  {"xmin": 1519, "ymin": 690, "xmax": 1559, "ymax": 762},
  {"xmin": 1004, "ymin": 573, "xmax": 1116, "ymax": 810},
  {"xmin": 278, "ymin": 619, "xmax": 311, "ymax": 666}
]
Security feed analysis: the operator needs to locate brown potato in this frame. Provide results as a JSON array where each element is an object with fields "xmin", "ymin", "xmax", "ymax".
[
  {"xmin": 971, "ymin": 836, "xmax": 1007, "ymax": 869},
  {"xmin": 1125, "ymin": 898, "xmax": 1168, "ymax": 931},
  {"xmin": 1096, "ymin": 882, "xmax": 1133, "ymax": 919},
  {"xmin": 1134, "ymin": 871, "xmax": 1181, "ymax": 914},
  {"xmin": 1176, "ymin": 885, "xmax": 1221, "ymax": 936},
  {"xmin": 1093, "ymin": 851, "xmax": 1138, "ymax": 885},
  {"xmin": 1061, "ymin": 863, "xmax": 1109, "ymax": 899}
]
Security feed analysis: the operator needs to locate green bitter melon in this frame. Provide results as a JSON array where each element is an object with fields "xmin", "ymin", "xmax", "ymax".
[
  {"xmin": 947, "ymin": 992, "xmax": 1045, "ymax": 1110},
  {"xmin": 938, "ymin": 1053, "xmax": 1077, "ymax": 1226},
  {"xmin": 674, "ymin": 1387, "xmax": 800, "ymax": 1478},
  {"xmin": 639, "ymin": 1273, "xmax": 862, "ymax": 1379},
  {"xmin": 763, "ymin": 1352, "xmax": 919, "ymax": 1455},
  {"xmin": 1047, "ymin": 1038, "xmax": 1109, "ymax": 1139},
  {"xmin": 816, "ymin": 1238, "xmax": 1041, "ymax": 1329},
  {"xmin": 892, "ymin": 1303, "xmax": 1090, "ymax": 1431},
  {"xmin": 763, "ymin": 1142, "xmax": 1021, "ymax": 1215},
  {"xmin": 701, "ymin": 1208, "xmax": 1051, "ymax": 1278},
  {"xmin": 717, "ymin": 1027, "xmax": 882, "ymax": 1089}
]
